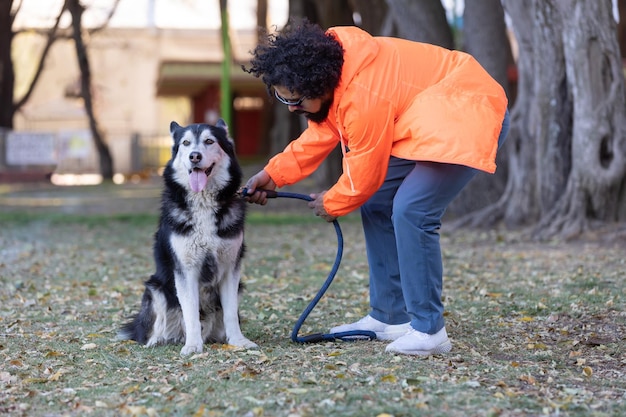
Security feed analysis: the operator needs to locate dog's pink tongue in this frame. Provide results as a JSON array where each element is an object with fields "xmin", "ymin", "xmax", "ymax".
[{"xmin": 189, "ymin": 170, "xmax": 208, "ymax": 193}]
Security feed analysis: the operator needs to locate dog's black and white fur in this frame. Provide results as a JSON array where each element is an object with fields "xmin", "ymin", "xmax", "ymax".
[{"xmin": 119, "ymin": 120, "xmax": 257, "ymax": 355}]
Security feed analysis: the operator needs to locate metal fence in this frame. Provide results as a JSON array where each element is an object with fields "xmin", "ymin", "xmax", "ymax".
[{"xmin": 0, "ymin": 129, "xmax": 172, "ymax": 182}]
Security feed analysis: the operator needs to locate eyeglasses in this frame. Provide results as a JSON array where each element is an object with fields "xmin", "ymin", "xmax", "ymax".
[{"xmin": 274, "ymin": 89, "xmax": 306, "ymax": 106}]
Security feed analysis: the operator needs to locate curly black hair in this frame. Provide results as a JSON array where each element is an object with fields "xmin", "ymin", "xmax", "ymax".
[{"xmin": 243, "ymin": 19, "xmax": 344, "ymax": 99}]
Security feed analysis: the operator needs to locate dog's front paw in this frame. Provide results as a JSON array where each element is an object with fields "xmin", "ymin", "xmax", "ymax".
[
  {"xmin": 228, "ymin": 337, "xmax": 258, "ymax": 349},
  {"xmin": 180, "ymin": 343, "xmax": 203, "ymax": 356}
]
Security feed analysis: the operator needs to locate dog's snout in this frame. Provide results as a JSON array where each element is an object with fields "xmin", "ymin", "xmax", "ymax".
[{"xmin": 189, "ymin": 152, "xmax": 202, "ymax": 163}]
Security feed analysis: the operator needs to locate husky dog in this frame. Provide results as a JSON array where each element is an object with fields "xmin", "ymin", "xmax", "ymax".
[{"xmin": 119, "ymin": 120, "xmax": 257, "ymax": 355}]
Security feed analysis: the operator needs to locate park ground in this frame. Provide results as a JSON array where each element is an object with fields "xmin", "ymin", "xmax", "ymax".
[{"xmin": 0, "ymin": 175, "xmax": 624, "ymax": 417}]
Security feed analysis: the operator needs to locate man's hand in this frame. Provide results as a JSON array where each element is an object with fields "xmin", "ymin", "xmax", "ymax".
[
  {"xmin": 242, "ymin": 170, "xmax": 277, "ymax": 205},
  {"xmin": 308, "ymin": 191, "xmax": 337, "ymax": 222}
]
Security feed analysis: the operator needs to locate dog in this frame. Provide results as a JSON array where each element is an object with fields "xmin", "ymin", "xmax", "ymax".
[{"xmin": 118, "ymin": 120, "xmax": 257, "ymax": 355}]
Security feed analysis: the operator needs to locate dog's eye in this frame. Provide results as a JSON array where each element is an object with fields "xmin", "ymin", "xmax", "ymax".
[
  {"xmin": 182, "ymin": 140, "xmax": 190, "ymax": 146},
  {"xmin": 205, "ymin": 138, "xmax": 214, "ymax": 145}
]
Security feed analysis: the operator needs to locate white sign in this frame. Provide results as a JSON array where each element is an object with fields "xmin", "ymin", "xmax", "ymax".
[{"xmin": 6, "ymin": 132, "xmax": 57, "ymax": 166}]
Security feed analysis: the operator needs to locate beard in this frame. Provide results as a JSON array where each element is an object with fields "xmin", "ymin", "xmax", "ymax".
[{"xmin": 295, "ymin": 97, "xmax": 333, "ymax": 124}]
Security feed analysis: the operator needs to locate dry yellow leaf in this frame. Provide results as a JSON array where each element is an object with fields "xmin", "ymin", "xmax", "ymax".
[
  {"xmin": 582, "ymin": 366, "xmax": 593, "ymax": 377},
  {"xmin": 121, "ymin": 384, "xmax": 140, "ymax": 395},
  {"xmin": 47, "ymin": 371, "xmax": 63, "ymax": 381},
  {"xmin": 381, "ymin": 374, "xmax": 398, "ymax": 383},
  {"xmin": 192, "ymin": 404, "xmax": 205, "ymax": 417}
]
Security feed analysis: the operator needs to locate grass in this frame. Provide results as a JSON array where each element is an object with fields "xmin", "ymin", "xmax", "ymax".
[{"xmin": 1, "ymin": 205, "xmax": 625, "ymax": 417}]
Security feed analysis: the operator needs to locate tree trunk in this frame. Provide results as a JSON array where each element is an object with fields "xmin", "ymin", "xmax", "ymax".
[
  {"xmin": 384, "ymin": 0, "xmax": 453, "ymax": 48},
  {"xmin": 617, "ymin": 0, "xmax": 626, "ymax": 58},
  {"xmin": 456, "ymin": 0, "xmax": 626, "ymax": 238},
  {"xmin": 0, "ymin": 0, "xmax": 15, "ymax": 129},
  {"xmin": 452, "ymin": 0, "xmax": 538, "ymax": 228},
  {"xmin": 462, "ymin": 0, "xmax": 511, "ymax": 94},
  {"xmin": 349, "ymin": 0, "xmax": 388, "ymax": 34},
  {"xmin": 530, "ymin": 3, "xmax": 572, "ymax": 215},
  {"xmin": 536, "ymin": 0, "xmax": 626, "ymax": 237},
  {"xmin": 66, "ymin": 0, "xmax": 114, "ymax": 181},
  {"xmin": 446, "ymin": 0, "xmax": 512, "ymax": 218}
]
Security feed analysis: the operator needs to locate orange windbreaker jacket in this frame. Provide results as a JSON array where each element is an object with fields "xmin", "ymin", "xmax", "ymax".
[{"xmin": 264, "ymin": 26, "xmax": 509, "ymax": 217}]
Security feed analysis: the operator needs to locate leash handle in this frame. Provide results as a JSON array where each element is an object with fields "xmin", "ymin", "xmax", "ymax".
[{"xmin": 240, "ymin": 187, "xmax": 279, "ymax": 199}]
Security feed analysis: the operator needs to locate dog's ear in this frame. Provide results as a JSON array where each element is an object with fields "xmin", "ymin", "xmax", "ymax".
[
  {"xmin": 216, "ymin": 119, "xmax": 228, "ymax": 134},
  {"xmin": 170, "ymin": 121, "xmax": 181, "ymax": 135},
  {"xmin": 216, "ymin": 118, "xmax": 235, "ymax": 145}
]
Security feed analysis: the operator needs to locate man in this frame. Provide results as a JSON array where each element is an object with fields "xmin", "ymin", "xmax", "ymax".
[{"xmin": 243, "ymin": 20, "xmax": 509, "ymax": 356}]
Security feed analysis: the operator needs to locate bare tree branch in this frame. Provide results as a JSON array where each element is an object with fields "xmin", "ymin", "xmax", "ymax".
[
  {"xmin": 13, "ymin": 3, "xmax": 64, "ymax": 111},
  {"xmin": 10, "ymin": 0, "xmax": 22, "ymax": 26}
]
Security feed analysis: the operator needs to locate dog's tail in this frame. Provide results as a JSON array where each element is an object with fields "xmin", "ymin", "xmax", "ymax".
[{"xmin": 117, "ymin": 290, "xmax": 155, "ymax": 344}]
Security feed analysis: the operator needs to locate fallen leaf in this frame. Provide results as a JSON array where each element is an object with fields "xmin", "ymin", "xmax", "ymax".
[
  {"xmin": 485, "ymin": 292, "xmax": 502, "ymax": 298},
  {"xmin": 9, "ymin": 359, "xmax": 23, "ymax": 367},
  {"xmin": 192, "ymin": 404, "xmax": 205, "ymax": 417},
  {"xmin": 121, "ymin": 384, "xmax": 140, "ymax": 395},
  {"xmin": 48, "ymin": 371, "xmax": 63, "ymax": 381},
  {"xmin": 381, "ymin": 374, "xmax": 398, "ymax": 383}
]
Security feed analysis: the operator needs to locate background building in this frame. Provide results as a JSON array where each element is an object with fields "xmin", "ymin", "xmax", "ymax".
[{"xmin": 6, "ymin": 0, "xmax": 287, "ymax": 181}]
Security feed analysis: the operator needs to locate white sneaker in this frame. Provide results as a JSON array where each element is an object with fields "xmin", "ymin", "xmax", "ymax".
[
  {"xmin": 329, "ymin": 315, "xmax": 411, "ymax": 341},
  {"xmin": 385, "ymin": 327, "xmax": 452, "ymax": 355}
]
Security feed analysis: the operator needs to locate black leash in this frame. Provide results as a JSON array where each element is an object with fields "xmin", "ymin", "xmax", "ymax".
[{"xmin": 241, "ymin": 188, "xmax": 376, "ymax": 343}]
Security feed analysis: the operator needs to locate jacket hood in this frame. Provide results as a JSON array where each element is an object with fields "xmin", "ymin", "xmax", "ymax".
[{"xmin": 327, "ymin": 27, "xmax": 379, "ymax": 100}]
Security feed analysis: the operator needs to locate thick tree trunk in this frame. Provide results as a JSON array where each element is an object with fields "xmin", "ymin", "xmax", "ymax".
[
  {"xmin": 457, "ymin": 0, "xmax": 626, "ymax": 238},
  {"xmin": 67, "ymin": 0, "xmax": 114, "ymax": 181},
  {"xmin": 531, "ymin": 2, "xmax": 572, "ymax": 215},
  {"xmin": 536, "ymin": 0, "xmax": 626, "ymax": 238}
]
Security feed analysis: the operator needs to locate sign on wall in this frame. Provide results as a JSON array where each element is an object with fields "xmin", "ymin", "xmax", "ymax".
[{"xmin": 6, "ymin": 132, "xmax": 57, "ymax": 166}]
